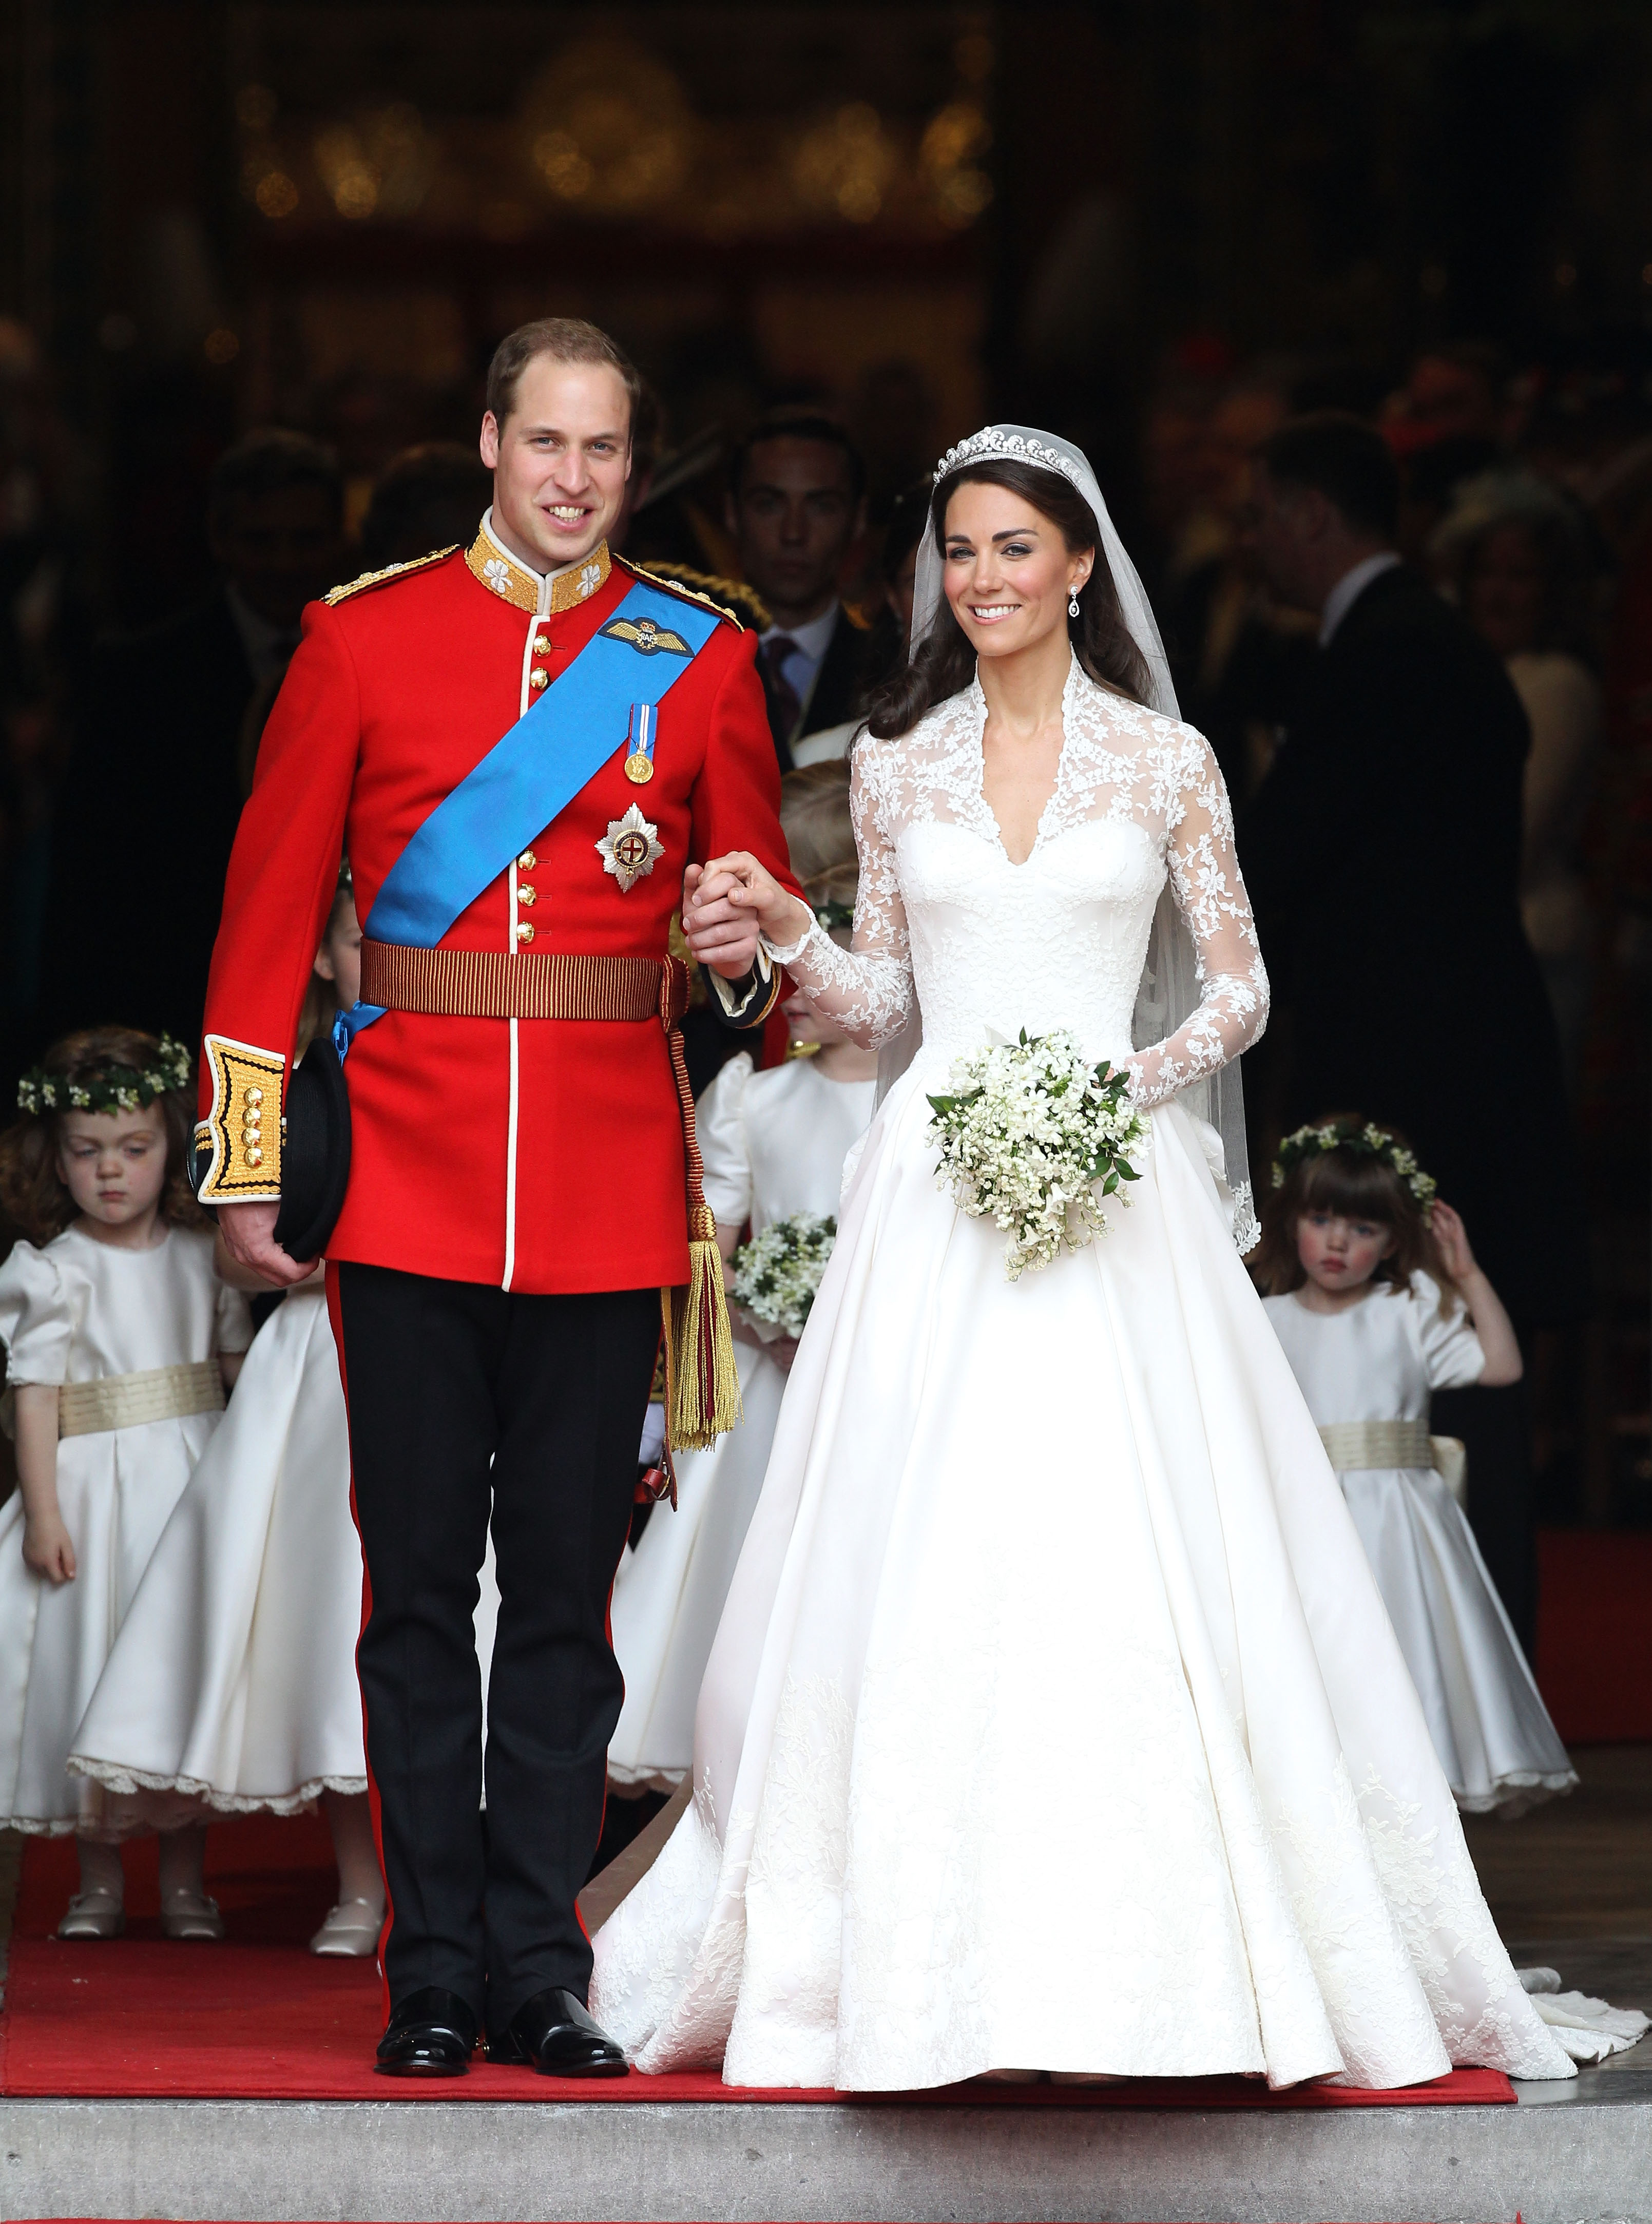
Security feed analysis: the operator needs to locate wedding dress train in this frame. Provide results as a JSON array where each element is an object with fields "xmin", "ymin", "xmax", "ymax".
[{"xmin": 591, "ymin": 665, "xmax": 1580, "ymax": 2092}]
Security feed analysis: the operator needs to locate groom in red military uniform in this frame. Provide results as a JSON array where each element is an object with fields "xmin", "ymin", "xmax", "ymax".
[{"xmin": 198, "ymin": 320, "xmax": 790, "ymax": 2076}]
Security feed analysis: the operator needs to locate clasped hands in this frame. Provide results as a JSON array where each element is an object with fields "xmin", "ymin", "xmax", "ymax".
[
  {"xmin": 223, "ymin": 855, "xmax": 813, "ymax": 1289},
  {"xmin": 681, "ymin": 853, "xmax": 813, "ymax": 978}
]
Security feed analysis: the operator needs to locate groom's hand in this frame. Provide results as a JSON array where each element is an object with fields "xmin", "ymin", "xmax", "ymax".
[
  {"xmin": 682, "ymin": 860, "xmax": 760, "ymax": 979},
  {"xmin": 217, "ymin": 1199, "xmax": 318, "ymax": 1287},
  {"xmin": 684, "ymin": 854, "xmax": 811, "ymax": 979}
]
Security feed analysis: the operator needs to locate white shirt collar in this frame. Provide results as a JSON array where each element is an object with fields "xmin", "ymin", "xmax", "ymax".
[
  {"xmin": 1319, "ymin": 551, "xmax": 1402, "ymax": 646},
  {"xmin": 761, "ymin": 601, "xmax": 840, "ymax": 666}
]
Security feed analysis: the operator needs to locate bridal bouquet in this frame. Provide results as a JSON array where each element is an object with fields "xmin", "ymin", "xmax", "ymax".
[
  {"xmin": 926, "ymin": 1029, "xmax": 1148, "ymax": 1281},
  {"xmin": 731, "ymin": 1213, "xmax": 837, "ymax": 1339}
]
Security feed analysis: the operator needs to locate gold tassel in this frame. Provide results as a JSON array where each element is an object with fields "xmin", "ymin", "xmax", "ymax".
[{"xmin": 662, "ymin": 1203, "xmax": 743, "ymax": 1452}]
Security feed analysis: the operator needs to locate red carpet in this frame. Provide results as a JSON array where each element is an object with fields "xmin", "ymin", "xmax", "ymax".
[
  {"xmin": 1536, "ymin": 1527, "xmax": 1652, "ymax": 1742},
  {"xmin": 0, "ymin": 1815, "xmax": 1510, "ymax": 2107}
]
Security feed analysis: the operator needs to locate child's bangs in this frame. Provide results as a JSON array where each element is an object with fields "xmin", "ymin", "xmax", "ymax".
[{"xmin": 1295, "ymin": 1148, "xmax": 1408, "ymax": 1227}]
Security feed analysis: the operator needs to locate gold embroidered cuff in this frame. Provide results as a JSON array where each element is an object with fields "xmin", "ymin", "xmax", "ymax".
[
  {"xmin": 195, "ymin": 1035, "xmax": 285, "ymax": 1203},
  {"xmin": 708, "ymin": 946, "xmax": 780, "ymax": 1030}
]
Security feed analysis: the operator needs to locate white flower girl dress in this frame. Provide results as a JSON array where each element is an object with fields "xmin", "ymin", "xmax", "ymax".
[
  {"xmin": 608, "ymin": 1049, "xmax": 874, "ymax": 1791},
  {"xmin": 0, "ymin": 1225, "xmax": 251, "ymax": 1835},
  {"xmin": 1264, "ymin": 1274, "xmax": 1577, "ymax": 1816},
  {"xmin": 68, "ymin": 1283, "xmax": 368, "ymax": 1821},
  {"xmin": 591, "ymin": 659, "xmax": 1585, "ymax": 2093}
]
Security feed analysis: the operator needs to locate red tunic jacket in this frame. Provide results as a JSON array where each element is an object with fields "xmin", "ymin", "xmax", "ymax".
[{"xmin": 196, "ymin": 522, "xmax": 792, "ymax": 1294}]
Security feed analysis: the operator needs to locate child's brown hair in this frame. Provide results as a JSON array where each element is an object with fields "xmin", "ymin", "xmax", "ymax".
[
  {"xmin": 0, "ymin": 1027, "xmax": 207, "ymax": 1245},
  {"xmin": 780, "ymin": 762, "xmax": 857, "ymax": 943},
  {"xmin": 1252, "ymin": 1114, "xmax": 1458, "ymax": 1310}
]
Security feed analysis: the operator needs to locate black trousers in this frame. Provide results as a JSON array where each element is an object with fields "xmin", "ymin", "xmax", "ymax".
[{"xmin": 332, "ymin": 1262, "xmax": 659, "ymax": 2034}]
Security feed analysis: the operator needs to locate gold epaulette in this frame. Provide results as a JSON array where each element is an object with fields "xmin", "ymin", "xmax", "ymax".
[
  {"xmin": 619, "ymin": 559, "xmax": 763, "ymax": 634},
  {"xmin": 323, "ymin": 545, "xmax": 457, "ymax": 606}
]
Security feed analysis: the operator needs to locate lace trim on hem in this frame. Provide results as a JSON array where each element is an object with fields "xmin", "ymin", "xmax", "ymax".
[
  {"xmin": 4, "ymin": 1815, "xmax": 81, "ymax": 1837},
  {"xmin": 65, "ymin": 1756, "xmax": 368, "ymax": 1813},
  {"xmin": 1230, "ymin": 1179, "xmax": 1260, "ymax": 1255},
  {"xmin": 1453, "ymin": 1769, "xmax": 1579, "ymax": 1816}
]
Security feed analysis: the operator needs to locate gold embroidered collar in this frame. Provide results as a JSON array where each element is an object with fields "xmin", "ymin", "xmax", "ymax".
[{"xmin": 466, "ymin": 512, "xmax": 611, "ymax": 617}]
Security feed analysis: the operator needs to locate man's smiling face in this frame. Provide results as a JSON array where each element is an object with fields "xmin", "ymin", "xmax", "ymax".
[{"xmin": 479, "ymin": 355, "xmax": 631, "ymax": 574}]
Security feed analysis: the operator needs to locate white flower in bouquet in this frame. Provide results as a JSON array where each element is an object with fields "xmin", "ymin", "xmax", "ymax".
[
  {"xmin": 925, "ymin": 1028, "xmax": 1149, "ymax": 1281},
  {"xmin": 731, "ymin": 1212, "xmax": 837, "ymax": 1339}
]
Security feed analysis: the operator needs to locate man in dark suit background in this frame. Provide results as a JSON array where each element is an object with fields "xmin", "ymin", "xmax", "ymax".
[
  {"xmin": 39, "ymin": 429, "xmax": 344, "ymax": 1048},
  {"xmin": 726, "ymin": 411, "xmax": 870, "ymax": 770},
  {"xmin": 1241, "ymin": 411, "xmax": 1590, "ymax": 1653}
]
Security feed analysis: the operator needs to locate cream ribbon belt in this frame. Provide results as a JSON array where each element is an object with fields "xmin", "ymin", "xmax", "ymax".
[
  {"xmin": 1318, "ymin": 1419, "xmax": 1467, "ymax": 1506},
  {"xmin": 56, "ymin": 1360, "xmax": 225, "ymax": 1439}
]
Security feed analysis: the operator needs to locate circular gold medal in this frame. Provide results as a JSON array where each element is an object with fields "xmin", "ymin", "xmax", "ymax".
[{"xmin": 624, "ymin": 751, "xmax": 655, "ymax": 785}]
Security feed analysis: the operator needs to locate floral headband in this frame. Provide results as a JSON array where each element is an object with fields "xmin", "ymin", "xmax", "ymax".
[
  {"xmin": 16, "ymin": 1035, "xmax": 193, "ymax": 1118},
  {"xmin": 1271, "ymin": 1118, "xmax": 1437, "ymax": 1220}
]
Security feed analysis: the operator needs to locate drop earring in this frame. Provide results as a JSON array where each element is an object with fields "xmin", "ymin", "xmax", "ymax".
[{"xmin": 1068, "ymin": 591, "xmax": 1080, "ymax": 618}]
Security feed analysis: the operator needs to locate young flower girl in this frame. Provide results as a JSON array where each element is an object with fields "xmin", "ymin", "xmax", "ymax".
[
  {"xmin": 68, "ymin": 869, "xmax": 387, "ymax": 1954},
  {"xmin": 0, "ymin": 1028, "xmax": 252, "ymax": 1939},
  {"xmin": 1256, "ymin": 1117, "xmax": 1576, "ymax": 1815},
  {"xmin": 607, "ymin": 766, "xmax": 877, "ymax": 1791}
]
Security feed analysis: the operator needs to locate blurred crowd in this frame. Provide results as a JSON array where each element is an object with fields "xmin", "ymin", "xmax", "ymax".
[{"xmin": 5, "ymin": 319, "xmax": 1649, "ymax": 1104}]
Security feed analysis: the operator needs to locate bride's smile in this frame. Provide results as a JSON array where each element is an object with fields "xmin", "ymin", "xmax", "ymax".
[{"xmin": 942, "ymin": 481, "xmax": 1092, "ymax": 661}]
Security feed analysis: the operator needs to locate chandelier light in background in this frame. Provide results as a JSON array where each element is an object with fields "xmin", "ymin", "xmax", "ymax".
[
  {"xmin": 522, "ymin": 42, "xmax": 691, "ymax": 217},
  {"xmin": 793, "ymin": 102, "xmax": 897, "ymax": 225},
  {"xmin": 919, "ymin": 99, "xmax": 993, "ymax": 229},
  {"xmin": 252, "ymin": 170, "xmax": 299, "ymax": 220},
  {"xmin": 312, "ymin": 102, "xmax": 435, "ymax": 222}
]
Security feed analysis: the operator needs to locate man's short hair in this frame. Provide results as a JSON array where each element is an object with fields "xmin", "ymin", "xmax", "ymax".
[
  {"xmin": 729, "ymin": 411, "xmax": 867, "ymax": 504},
  {"xmin": 484, "ymin": 318, "xmax": 642, "ymax": 434},
  {"xmin": 210, "ymin": 428, "xmax": 342, "ymax": 530},
  {"xmin": 1256, "ymin": 412, "xmax": 1400, "ymax": 541}
]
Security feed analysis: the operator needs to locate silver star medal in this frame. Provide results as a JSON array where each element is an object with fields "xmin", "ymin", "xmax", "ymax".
[{"xmin": 597, "ymin": 803, "xmax": 664, "ymax": 893}]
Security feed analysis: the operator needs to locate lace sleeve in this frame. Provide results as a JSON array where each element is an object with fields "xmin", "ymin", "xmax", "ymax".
[
  {"xmin": 761, "ymin": 742, "xmax": 916, "ymax": 1049},
  {"xmin": 1125, "ymin": 733, "xmax": 1269, "ymax": 1110}
]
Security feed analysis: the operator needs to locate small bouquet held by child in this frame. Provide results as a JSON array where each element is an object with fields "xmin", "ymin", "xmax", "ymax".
[
  {"xmin": 926, "ymin": 1028, "xmax": 1148, "ymax": 1281},
  {"xmin": 731, "ymin": 1213, "xmax": 837, "ymax": 1340}
]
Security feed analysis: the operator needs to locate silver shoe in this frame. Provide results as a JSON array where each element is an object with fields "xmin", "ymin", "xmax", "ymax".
[
  {"xmin": 310, "ymin": 1896, "xmax": 385, "ymax": 1958},
  {"xmin": 160, "ymin": 1888, "xmax": 225, "ymax": 1942},
  {"xmin": 57, "ymin": 1889, "xmax": 125, "ymax": 1941}
]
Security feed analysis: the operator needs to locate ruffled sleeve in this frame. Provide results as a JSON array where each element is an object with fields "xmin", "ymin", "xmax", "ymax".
[
  {"xmin": 215, "ymin": 1275, "xmax": 255, "ymax": 1356},
  {"xmin": 1411, "ymin": 1273, "xmax": 1486, "ymax": 1392},
  {"xmin": 698, "ymin": 1053, "xmax": 756, "ymax": 1230},
  {"xmin": 0, "ymin": 1239, "xmax": 81, "ymax": 1385}
]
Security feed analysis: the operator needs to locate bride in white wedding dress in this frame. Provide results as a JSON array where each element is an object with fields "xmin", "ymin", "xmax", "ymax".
[{"xmin": 589, "ymin": 426, "xmax": 1583, "ymax": 2093}]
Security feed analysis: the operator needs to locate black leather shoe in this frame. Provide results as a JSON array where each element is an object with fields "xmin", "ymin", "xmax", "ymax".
[
  {"xmin": 375, "ymin": 1985, "xmax": 478, "ymax": 2077},
  {"xmin": 487, "ymin": 1986, "xmax": 628, "ymax": 2077}
]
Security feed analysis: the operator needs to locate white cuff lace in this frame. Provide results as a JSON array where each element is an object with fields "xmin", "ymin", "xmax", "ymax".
[{"xmin": 761, "ymin": 916, "xmax": 820, "ymax": 968}]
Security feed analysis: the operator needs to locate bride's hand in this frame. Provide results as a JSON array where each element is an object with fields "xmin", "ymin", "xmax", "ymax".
[{"xmin": 683, "ymin": 853, "xmax": 813, "ymax": 977}]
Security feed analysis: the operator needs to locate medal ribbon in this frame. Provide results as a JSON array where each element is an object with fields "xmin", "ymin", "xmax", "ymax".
[{"xmin": 624, "ymin": 702, "xmax": 658, "ymax": 783}]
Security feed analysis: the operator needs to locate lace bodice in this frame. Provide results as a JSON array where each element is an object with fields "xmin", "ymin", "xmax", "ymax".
[{"xmin": 769, "ymin": 662, "xmax": 1269, "ymax": 1105}]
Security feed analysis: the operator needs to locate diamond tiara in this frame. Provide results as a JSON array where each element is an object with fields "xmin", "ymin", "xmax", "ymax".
[{"xmin": 933, "ymin": 427, "xmax": 1085, "ymax": 489}]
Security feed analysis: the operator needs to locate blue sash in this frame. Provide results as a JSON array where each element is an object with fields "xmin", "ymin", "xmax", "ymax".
[{"xmin": 336, "ymin": 577, "xmax": 720, "ymax": 1053}]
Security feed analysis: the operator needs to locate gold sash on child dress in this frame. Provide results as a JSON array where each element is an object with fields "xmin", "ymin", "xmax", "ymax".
[
  {"xmin": 55, "ymin": 1360, "xmax": 225, "ymax": 1439},
  {"xmin": 1318, "ymin": 1420, "xmax": 1468, "ymax": 1507}
]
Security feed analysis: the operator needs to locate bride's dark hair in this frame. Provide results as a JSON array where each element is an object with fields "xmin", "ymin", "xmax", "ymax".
[{"xmin": 863, "ymin": 459, "xmax": 1152, "ymax": 740}]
